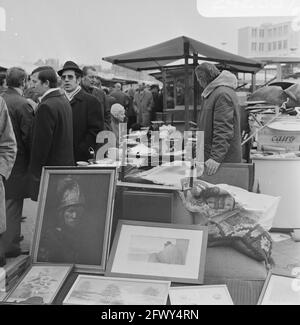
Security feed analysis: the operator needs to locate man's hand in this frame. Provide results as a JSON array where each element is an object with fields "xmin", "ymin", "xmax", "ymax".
[{"xmin": 205, "ymin": 158, "xmax": 220, "ymax": 176}]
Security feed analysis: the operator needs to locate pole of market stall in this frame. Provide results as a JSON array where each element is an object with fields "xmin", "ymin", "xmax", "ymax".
[
  {"xmin": 162, "ymin": 67, "xmax": 167, "ymax": 121},
  {"xmin": 184, "ymin": 40, "xmax": 190, "ymax": 131},
  {"xmin": 193, "ymin": 53, "xmax": 199, "ymax": 124}
]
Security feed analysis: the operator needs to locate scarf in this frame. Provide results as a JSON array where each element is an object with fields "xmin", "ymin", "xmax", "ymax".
[{"xmin": 65, "ymin": 86, "xmax": 81, "ymax": 102}]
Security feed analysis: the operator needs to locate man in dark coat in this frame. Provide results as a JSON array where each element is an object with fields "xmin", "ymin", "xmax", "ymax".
[
  {"xmin": 29, "ymin": 69, "xmax": 74, "ymax": 201},
  {"xmin": 81, "ymin": 66, "xmax": 110, "ymax": 131},
  {"xmin": 0, "ymin": 97, "xmax": 17, "ymax": 266},
  {"xmin": 110, "ymin": 83, "xmax": 129, "ymax": 109},
  {"xmin": 1, "ymin": 67, "xmax": 35, "ymax": 256},
  {"xmin": 58, "ymin": 62, "xmax": 104, "ymax": 162},
  {"xmin": 195, "ymin": 63, "xmax": 242, "ymax": 175}
]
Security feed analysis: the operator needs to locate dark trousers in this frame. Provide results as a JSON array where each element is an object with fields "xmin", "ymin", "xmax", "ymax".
[{"xmin": 2, "ymin": 199, "xmax": 23, "ymax": 254}]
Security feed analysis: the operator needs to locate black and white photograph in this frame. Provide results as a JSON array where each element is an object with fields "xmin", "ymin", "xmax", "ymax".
[
  {"xmin": 0, "ymin": 0, "xmax": 300, "ymax": 308},
  {"xmin": 31, "ymin": 167, "xmax": 116, "ymax": 273}
]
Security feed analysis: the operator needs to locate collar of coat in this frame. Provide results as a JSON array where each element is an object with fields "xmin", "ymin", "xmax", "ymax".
[
  {"xmin": 39, "ymin": 89, "xmax": 64, "ymax": 102},
  {"xmin": 202, "ymin": 70, "xmax": 238, "ymax": 99}
]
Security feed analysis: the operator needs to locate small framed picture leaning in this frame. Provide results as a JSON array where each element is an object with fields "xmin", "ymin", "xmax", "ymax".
[
  {"xmin": 63, "ymin": 275, "xmax": 171, "ymax": 305},
  {"xmin": 3, "ymin": 264, "xmax": 73, "ymax": 305},
  {"xmin": 30, "ymin": 166, "xmax": 117, "ymax": 274},
  {"xmin": 257, "ymin": 271, "xmax": 300, "ymax": 305},
  {"xmin": 168, "ymin": 284, "xmax": 234, "ymax": 305},
  {"xmin": 105, "ymin": 220, "xmax": 208, "ymax": 284}
]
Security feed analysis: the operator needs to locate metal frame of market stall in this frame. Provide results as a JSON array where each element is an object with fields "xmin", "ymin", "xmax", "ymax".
[{"xmin": 103, "ymin": 36, "xmax": 264, "ymax": 130}]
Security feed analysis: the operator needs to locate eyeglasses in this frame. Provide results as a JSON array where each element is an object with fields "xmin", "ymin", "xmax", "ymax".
[{"xmin": 61, "ymin": 74, "xmax": 75, "ymax": 80}]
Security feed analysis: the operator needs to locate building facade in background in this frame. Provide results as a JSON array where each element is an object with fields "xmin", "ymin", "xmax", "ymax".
[{"xmin": 238, "ymin": 21, "xmax": 300, "ymax": 58}]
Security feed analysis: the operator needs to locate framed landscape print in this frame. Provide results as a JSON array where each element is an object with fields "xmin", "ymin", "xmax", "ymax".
[
  {"xmin": 169, "ymin": 285, "xmax": 234, "ymax": 305},
  {"xmin": 4, "ymin": 264, "xmax": 72, "ymax": 305},
  {"xmin": 63, "ymin": 275, "xmax": 170, "ymax": 305},
  {"xmin": 31, "ymin": 167, "xmax": 117, "ymax": 273},
  {"xmin": 106, "ymin": 220, "xmax": 208, "ymax": 284},
  {"xmin": 257, "ymin": 272, "xmax": 300, "ymax": 305}
]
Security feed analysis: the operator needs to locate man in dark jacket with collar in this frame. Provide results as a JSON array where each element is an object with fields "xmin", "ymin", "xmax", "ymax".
[
  {"xmin": 195, "ymin": 63, "xmax": 242, "ymax": 176},
  {"xmin": 58, "ymin": 61, "xmax": 104, "ymax": 162},
  {"xmin": 29, "ymin": 68, "xmax": 74, "ymax": 201},
  {"xmin": 1, "ymin": 67, "xmax": 35, "ymax": 257},
  {"xmin": 81, "ymin": 66, "xmax": 110, "ymax": 131}
]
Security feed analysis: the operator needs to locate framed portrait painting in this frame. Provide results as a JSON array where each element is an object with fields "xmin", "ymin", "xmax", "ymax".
[
  {"xmin": 257, "ymin": 272, "xmax": 300, "ymax": 305},
  {"xmin": 106, "ymin": 220, "xmax": 208, "ymax": 284},
  {"xmin": 63, "ymin": 275, "xmax": 170, "ymax": 305},
  {"xmin": 31, "ymin": 167, "xmax": 117, "ymax": 273},
  {"xmin": 169, "ymin": 285, "xmax": 234, "ymax": 305},
  {"xmin": 3, "ymin": 264, "xmax": 72, "ymax": 305}
]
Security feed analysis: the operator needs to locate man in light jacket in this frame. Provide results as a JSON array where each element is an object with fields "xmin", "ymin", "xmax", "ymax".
[
  {"xmin": 195, "ymin": 63, "xmax": 242, "ymax": 176},
  {"xmin": 0, "ymin": 97, "xmax": 17, "ymax": 266}
]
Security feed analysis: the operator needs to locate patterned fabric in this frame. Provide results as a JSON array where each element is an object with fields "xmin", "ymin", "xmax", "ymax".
[{"xmin": 179, "ymin": 179, "xmax": 273, "ymax": 266}]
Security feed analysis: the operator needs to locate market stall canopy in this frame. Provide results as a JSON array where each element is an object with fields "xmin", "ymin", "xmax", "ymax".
[{"xmin": 103, "ymin": 36, "xmax": 263, "ymax": 73}]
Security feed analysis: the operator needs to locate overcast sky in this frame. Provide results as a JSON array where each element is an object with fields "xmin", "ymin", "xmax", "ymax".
[{"xmin": 0, "ymin": 0, "xmax": 294, "ymax": 66}]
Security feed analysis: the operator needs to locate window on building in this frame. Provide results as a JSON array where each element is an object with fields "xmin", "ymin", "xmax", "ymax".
[
  {"xmin": 268, "ymin": 43, "xmax": 272, "ymax": 51},
  {"xmin": 278, "ymin": 41, "xmax": 282, "ymax": 50},
  {"xmin": 268, "ymin": 29, "xmax": 272, "ymax": 37},
  {"xmin": 273, "ymin": 28, "xmax": 277, "ymax": 37},
  {"xmin": 273, "ymin": 42, "xmax": 277, "ymax": 50},
  {"xmin": 259, "ymin": 43, "xmax": 264, "ymax": 52},
  {"xmin": 252, "ymin": 28, "xmax": 257, "ymax": 37},
  {"xmin": 284, "ymin": 25, "xmax": 288, "ymax": 34},
  {"xmin": 279, "ymin": 26, "xmax": 282, "ymax": 35},
  {"xmin": 251, "ymin": 42, "xmax": 257, "ymax": 51},
  {"xmin": 283, "ymin": 40, "xmax": 288, "ymax": 49},
  {"xmin": 259, "ymin": 29, "xmax": 264, "ymax": 38}
]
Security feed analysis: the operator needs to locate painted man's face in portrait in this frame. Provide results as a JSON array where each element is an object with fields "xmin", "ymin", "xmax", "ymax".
[{"xmin": 62, "ymin": 205, "xmax": 85, "ymax": 229}]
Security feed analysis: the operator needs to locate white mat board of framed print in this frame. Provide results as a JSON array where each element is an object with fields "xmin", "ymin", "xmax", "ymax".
[
  {"xmin": 105, "ymin": 220, "xmax": 208, "ymax": 284},
  {"xmin": 257, "ymin": 272, "xmax": 300, "ymax": 305},
  {"xmin": 63, "ymin": 275, "xmax": 170, "ymax": 305},
  {"xmin": 169, "ymin": 284, "xmax": 234, "ymax": 305},
  {"xmin": 31, "ymin": 167, "xmax": 117, "ymax": 274},
  {"xmin": 3, "ymin": 264, "xmax": 73, "ymax": 305}
]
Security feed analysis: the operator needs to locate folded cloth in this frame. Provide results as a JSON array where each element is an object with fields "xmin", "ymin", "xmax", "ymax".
[{"xmin": 179, "ymin": 180, "xmax": 273, "ymax": 266}]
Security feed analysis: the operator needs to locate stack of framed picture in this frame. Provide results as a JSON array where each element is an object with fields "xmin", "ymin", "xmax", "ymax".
[
  {"xmin": 0, "ymin": 166, "xmax": 238, "ymax": 305},
  {"xmin": 1, "ymin": 166, "xmax": 118, "ymax": 304}
]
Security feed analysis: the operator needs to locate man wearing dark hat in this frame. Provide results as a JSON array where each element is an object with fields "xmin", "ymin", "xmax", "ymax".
[
  {"xmin": 29, "ymin": 68, "xmax": 74, "ymax": 201},
  {"xmin": 58, "ymin": 61, "xmax": 104, "ymax": 162}
]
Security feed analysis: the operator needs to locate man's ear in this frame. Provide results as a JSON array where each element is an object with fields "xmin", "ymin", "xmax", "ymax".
[
  {"xmin": 44, "ymin": 80, "xmax": 50, "ymax": 88},
  {"xmin": 77, "ymin": 76, "xmax": 82, "ymax": 85}
]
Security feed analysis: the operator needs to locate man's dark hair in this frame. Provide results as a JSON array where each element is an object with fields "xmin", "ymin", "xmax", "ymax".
[
  {"xmin": 0, "ymin": 72, "xmax": 6, "ymax": 86},
  {"xmin": 82, "ymin": 66, "xmax": 96, "ymax": 77},
  {"xmin": 31, "ymin": 65, "xmax": 53, "ymax": 76},
  {"xmin": 38, "ymin": 69, "xmax": 58, "ymax": 88},
  {"xmin": 6, "ymin": 67, "xmax": 27, "ymax": 88}
]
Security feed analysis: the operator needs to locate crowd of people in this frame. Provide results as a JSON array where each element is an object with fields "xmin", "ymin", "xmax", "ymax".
[
  {"xmin": 0, "ymin": 60, "xmax": 164, "ymax": 264},
  {"xmin": 0, "ymin": 60, "xmax": 242, "ymax": 266}
]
